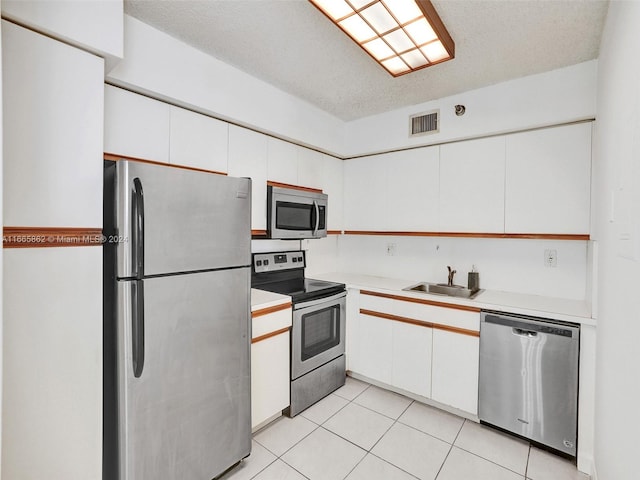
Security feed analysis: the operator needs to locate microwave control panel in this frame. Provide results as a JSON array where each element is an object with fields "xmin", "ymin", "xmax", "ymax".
[{"xmin": 253, "ymin": 251, "xmax": 306, "ymax": 273}]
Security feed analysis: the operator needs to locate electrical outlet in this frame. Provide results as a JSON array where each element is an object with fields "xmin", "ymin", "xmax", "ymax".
[
  {"xmin": 544, "ymin": 249, "xmax": 557, "ymax": 267},
  {"xmin": 387, "ymin": 243, "xmax": 397, "ymax": 256}
]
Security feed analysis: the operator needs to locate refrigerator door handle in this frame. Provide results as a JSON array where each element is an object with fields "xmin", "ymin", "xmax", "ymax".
[
  {"xmin": 132, "ymin": 177, "xmax": 145, "ymax": 279},
  {"xmin": 131, "ymin": 280, "xmax": 145, "ymax": 378}
]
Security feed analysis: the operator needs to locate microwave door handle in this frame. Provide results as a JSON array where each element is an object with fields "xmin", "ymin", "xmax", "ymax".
[{"xmin": 312, "ymin": 201, "xmax": 319, "ymax": 235}]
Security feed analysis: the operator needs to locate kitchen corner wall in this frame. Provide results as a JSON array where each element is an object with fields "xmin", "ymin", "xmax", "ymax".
[{"xmin": 592, "ymin": 1, "xmax": 640, "ymax": 479}]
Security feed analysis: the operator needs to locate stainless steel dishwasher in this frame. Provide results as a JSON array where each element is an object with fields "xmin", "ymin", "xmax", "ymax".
[{"xmin": 479, "ymin": 311, "xmax": 580, "ymax": 456}]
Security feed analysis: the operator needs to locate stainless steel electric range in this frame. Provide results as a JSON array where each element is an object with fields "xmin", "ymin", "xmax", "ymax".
[{"xmin": 251, "ymin": 250, "xmax": 346, "ymax": 417}]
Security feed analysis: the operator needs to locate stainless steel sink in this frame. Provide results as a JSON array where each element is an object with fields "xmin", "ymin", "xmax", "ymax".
[{"xmin": 403, "ymin": 282, "xmax": 482, "ymax": 299}]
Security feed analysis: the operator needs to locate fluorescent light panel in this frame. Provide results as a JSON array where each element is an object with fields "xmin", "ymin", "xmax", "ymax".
[{"xmin": 310, "ymin": 0, "xmax": 455, "ymax": 76}]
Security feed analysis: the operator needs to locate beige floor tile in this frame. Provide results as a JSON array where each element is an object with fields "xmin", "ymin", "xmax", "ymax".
[
  {"xmin": 371, "ymin": 422, "xmax": 450, "ymax": 480},
  {"xmin": 252, "ymin": 459, "xmax": 309, "ymax": 480},
  {"xmin": 437, "ymin": 447, "xmax": 524, "ymax": 480},
  {"xmin": 454, "ymin": 421, "xmax": 530, "ymax": 475},
  {"xmin": 323, "ymin": 402, "xmax": 395, "ymax": 450},
  {"xmin": 218, "ymin": 440, "xmax": 276, "ymax": 480},
  {"xmin": 334, "ymin": 376, "xmax": 370, "ymax": 401},
  {"xmin": 300, "ymin": 393, "xmax": 349, "ymax": 425},
  {"xmin": 527, "ymin": 447, "xmax": 589, "ymax": 480},
  {"xmin": 282, "ymin": 428, "xmax": 367, "ymax": 480},
  {"xmin": 253, "ymin": 416, "xmax": 317, "ymax": 457},
  {"xmin": 353, "ymin": 385, "xmax": 412, "ymax": 419},
  {"xmin": 398, "ymin": 402, "xmax": 464, "ymax": 444},
  {"xmin": 345, "ymin": 453, "xmax": 419, "ymax": 480}
]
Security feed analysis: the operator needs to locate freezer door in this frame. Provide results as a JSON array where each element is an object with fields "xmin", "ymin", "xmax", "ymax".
[
  {"xmin": 114, "ymin": 160, "xmax": 251, "ymax": 278},
  {"xmin": 117, "ymin": 268, "xmax": 251, "ymax": 480}
]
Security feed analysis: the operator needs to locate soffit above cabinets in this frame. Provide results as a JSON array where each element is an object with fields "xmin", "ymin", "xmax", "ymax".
[{"xmin": 124, "ymin": 0, "xmax": 608, "ymax": 121}]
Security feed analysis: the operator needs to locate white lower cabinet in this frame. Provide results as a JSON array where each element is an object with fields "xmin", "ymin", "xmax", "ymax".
[
  {"xmin": 431, "ymin": 329, "xmax": 479, "ymax": 415},
  {"xmin": 350, "ymin": 290, "xmax": 479, "ymax": 416},
  {"xmin": 391, "ymin": 321, "xmax": 432, "ymax": 398},
  {"xmin": 251, "ymin": 304, "xmax": 292, "ymax": 430},
  {"xmin": 251, "ymin": 331, "xmax": 291, "ymax": 429}
]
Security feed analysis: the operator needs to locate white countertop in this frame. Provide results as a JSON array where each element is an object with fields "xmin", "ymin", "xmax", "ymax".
[
  {"xmin": 250, "ymin": 288, "xmax": 291, "ymax": 311},
  {"xmin": 311, "ymin": 272, "xmax": 595, "ymax": 326}
]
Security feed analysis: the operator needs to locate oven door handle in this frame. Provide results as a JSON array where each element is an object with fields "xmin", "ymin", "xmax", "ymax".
[{"xmin": 294, "ymin": 291, "xmax": 346, "ymax": 310}]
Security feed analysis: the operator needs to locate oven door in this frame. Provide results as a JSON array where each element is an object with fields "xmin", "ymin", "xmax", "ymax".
[{"xmin": 291, "ymin": 291, "xmax": 346, "ymax": 380}]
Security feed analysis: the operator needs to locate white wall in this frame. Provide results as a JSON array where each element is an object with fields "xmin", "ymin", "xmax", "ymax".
[
  {"xmin": 330, "ymin": 235, "xmax": 588, "ymax": 300},
  {"xmin": 107, "ymin": 15, "xmax": 346, "ymax": 156},
  {"xmin": 1, "ymin": 0, "xmax": 123, "ymax": 64},
  {"xmin": 344, "ymin": 61, "xmax": 597, "ymax": 157},
  {"xmin": 592, "ymin": 1, "xmax": 640, "ymax": 479}
]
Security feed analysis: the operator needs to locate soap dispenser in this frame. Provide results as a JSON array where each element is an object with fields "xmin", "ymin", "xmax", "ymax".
[{"xmin": 468, "ymin": 265, "xmax": 480, "ymax": 291}]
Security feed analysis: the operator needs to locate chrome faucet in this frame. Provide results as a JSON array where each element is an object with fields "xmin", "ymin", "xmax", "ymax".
[{"xmin": 447, "ymin": 266, "xmax": 457, "ymax": 286}]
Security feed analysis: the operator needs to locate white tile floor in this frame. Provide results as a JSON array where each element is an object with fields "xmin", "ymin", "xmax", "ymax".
[{"xmin": 220, "ymin": 377, "xmax": 589, "ymax": 480}]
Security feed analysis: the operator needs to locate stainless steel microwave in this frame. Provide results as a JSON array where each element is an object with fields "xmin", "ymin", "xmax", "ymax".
[{"xmin": 267, "ymin": 185, "xmax": 327, "ymax": 239}]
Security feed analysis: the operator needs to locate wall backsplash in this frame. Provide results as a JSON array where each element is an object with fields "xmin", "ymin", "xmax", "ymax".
[{"xmin": 306, "ymin": 234, "xmax": 589, "ymax": 301}]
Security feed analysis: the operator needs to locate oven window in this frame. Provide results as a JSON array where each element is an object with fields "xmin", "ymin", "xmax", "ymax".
[
  {"xmin": 276, "ymin": 201, "xmax": 313, "ymax": 230},
  {"xmin": 300, "ymin": 305, "xmax": 340, "ymax": 361}
]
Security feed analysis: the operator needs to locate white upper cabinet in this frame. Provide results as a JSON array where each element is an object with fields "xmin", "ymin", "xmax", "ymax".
[
  {"xmin": 228, "ymin": 125, "xmax": 268, "ymax": 231},
  {"xmin": 386, "ymin": 147, "xmax": 440, "ymax": 231},
  {"xmin": 439, "ymin": 136, "xmax": 506, "ymax": 233},
  {"xmin": 104, "ymin": 85, "xmax": 171, "ymax": 163},
  {"xmin": 344, "ymin": 155, "xmax": 388, "ymax": 230},
  {"xmin": 169, "ymin": 106, "xmax": 228, "ymax": 173},
  {"xmin": 321, "ymin": 154, "xmax": 344, "ymax": 231},
  {"xmin": 505, "ymin": 123, "xmax": 592, "ymax": 234},
  {"xmin": 3, "ymin": 21, "xmax": 103, "ymax": 228},
  {"xmin": 267, "ymin": 137, "xmax": 298, "ymax": 185},
  {"xmin": 298, "ymin": 148, "xmax": 324, "ymax": 190}
]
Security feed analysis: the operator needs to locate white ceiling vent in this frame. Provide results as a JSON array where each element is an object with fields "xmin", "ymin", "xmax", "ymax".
[{"xmin": 409, "ymin": 110, "xmax": 439, "ymax": 137}]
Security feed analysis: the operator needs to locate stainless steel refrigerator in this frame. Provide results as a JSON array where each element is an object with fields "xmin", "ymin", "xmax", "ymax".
[{"xmin": 103, "ymin": 159, "xmax": 252, "ymax": 480}]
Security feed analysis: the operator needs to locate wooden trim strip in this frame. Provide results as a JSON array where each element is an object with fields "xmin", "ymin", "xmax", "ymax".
[
  {"xmin": 3, "ymin": 227, "xmax": 103, "ymax": 248},
  {"xmin": 252, "ymin": 302, "xmax": 292, "ymax": 318},
  {"xmin": 267, "ymin": 180, "xmax": 323, "ymax": 194},
  {"xmin": 252, "ymin": 229, "xmax": 268, "ymax": 238},
  {"xmin": 327, "ymin": 230, "xmax": 342, "ymax": 235},
  {"xmin": 416, "ymin": 0, "xmax": 455, "ymax": 59},
  {"xmin": 344, "ymin": 231, "xmax": 589, "ymax": 241},
  {"xmin": 104, "ymin": 152, "xmax": 227, "ymax": 176},
  {"xmin": 360, "ymin": 308, "xmax": 479, "ymax": 337},
  {"xmin": 251, "ymin": 326, "xmax": 290, "ymax": 344},
  {"xmin": 361, "ymin": 290, "xmax": 481, "ymax": 313}
]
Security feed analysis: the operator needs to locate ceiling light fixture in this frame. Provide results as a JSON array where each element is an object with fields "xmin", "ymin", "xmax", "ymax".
[{"xmin": 309, "ymin": 0, "xmax": 455, "ymax": 76}]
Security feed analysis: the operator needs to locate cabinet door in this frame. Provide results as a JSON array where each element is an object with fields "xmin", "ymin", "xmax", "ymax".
[
  {"xmin": 267, "ymin": 137, "xmax": 298, "ymax": 185},
  {"xmin": 431, "ymin": 329, "xmax": 479, "ymax": 415},
  {"xmin": 355, "ymin": 312, "xmax": 393, "ymax": 385},
  {"xmin": 392, "ymin": 321, "xmax": 432, "ymax": 398},
  {"xmin": 386, "ymin": 147, "xmax": 440, "ymax": 231},
  {"xmin": 505, "ymin": 123, "xmax": 592, "ymax": 234},
  {"xmin": 104, "ymin": 85, "xmax": 171, "ymax": 163},
  {"xmin": 169, "ymin": 106, "xmax": 228, "ymax": 173},
  {"xmin": 3, "ymin": 21, "xmax": 103, "ymax": 227},
  {"xmin": 3, "ymin": 248, "xmax": 102, "ymax": 480},
  {"xmin": 251, "ymin": 332, "xmax": 290, "ymax": 429},
  {"xmin": 321, "ymin": 154, "xmax": 344, "ymax": 231},
  {"xmin": 440, "ymin": 136, "xmax": 506, "ymax": 233},
  {"xmin": 344, "ymin": 155, "xmax": 388, "ymax": 230},
  {"xmin": 298, "ymin": 148, "xmax": 324, "ymax": 189},
  {"xmin": 228, "ymin": 126, "xmax": 268, "ymax": 231}
]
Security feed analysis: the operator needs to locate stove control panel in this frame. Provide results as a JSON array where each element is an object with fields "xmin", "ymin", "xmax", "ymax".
[{"xmin": 253, "ymin": 250, "xmax": 305, "ymax": 273}]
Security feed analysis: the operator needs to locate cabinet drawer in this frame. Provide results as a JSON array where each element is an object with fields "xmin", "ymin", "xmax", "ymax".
[{"xmin": 252, "ymin": 304, "xmax": 292, "ymax": 340}]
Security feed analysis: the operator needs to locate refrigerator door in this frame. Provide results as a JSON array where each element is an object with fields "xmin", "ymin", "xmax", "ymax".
[
  {"xmin": 117, "ymin": 268, "xmax": 251, "ymax": 480},
  {"xmin": 114, "ymin": 160, "xmax": 251, "ymax": 278}
]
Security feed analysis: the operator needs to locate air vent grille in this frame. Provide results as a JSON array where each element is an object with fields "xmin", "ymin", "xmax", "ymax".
[{"xmin": 409, "ymin": 110, "xmax": 439, "ymax": 137}]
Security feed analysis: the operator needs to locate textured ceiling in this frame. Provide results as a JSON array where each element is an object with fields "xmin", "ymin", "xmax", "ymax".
[{"xmin": 124, "ymin": 0, "xmax": 609, "ymax": 121}]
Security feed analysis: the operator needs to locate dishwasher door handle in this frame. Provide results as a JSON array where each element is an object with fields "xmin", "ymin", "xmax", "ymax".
[{"xmin": 512, "ymin": 327, "xmax": 538, "ymax": 337}]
